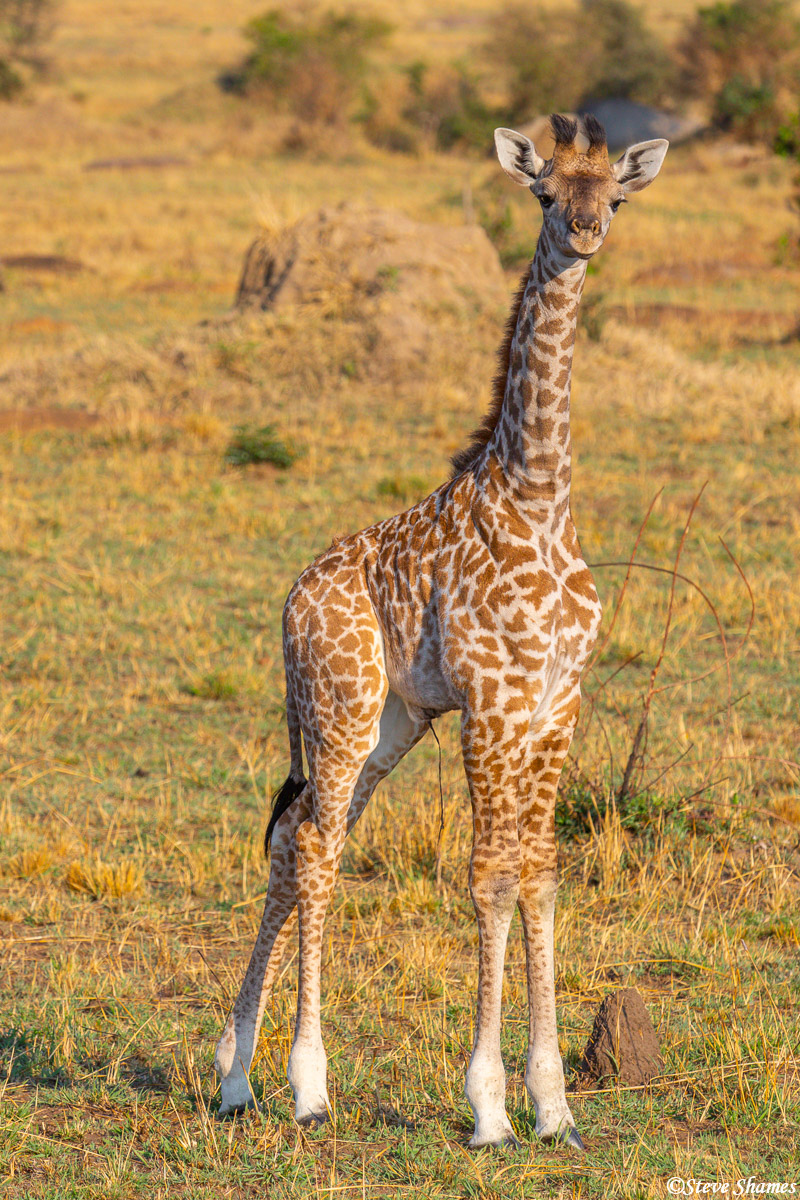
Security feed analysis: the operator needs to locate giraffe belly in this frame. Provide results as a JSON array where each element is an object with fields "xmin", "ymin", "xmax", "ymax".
[
  {"xmin": 384, "ymin": 654, "xmax": 460, "ymax": 717},
  {"xmin": 379, "ymin": 627, "xmax": 461, "ymax": 717}
]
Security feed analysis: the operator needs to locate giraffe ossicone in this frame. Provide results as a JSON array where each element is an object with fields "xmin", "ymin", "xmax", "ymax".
[{"xmin": 213, "ymin": 114, "xmax": 668, "ymax": 1149}]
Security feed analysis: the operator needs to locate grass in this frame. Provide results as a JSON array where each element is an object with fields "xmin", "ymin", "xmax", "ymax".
[{"xmin": 0, "ymin": 1, "xmax": 799, "ymax": 1197}]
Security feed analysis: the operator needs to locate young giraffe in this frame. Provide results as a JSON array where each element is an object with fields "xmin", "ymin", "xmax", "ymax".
[{"xmin": 214, "ymin": 115, "xmax": 668, "ymax": 1149}]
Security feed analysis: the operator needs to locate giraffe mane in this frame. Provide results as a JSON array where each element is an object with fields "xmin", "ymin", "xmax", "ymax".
[{"xmin": 450, "ymin": 268, "xmax": 529, "ymax": 477}]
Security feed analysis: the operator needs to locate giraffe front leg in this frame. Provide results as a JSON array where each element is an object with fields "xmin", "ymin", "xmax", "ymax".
[
  {"xmin": 215, "ymin": 784, "xmax": 311, "ymax": 1115},
  {"xmin": 518, "ymin": 715, "xmax": 583, "ymax": 1150},
  {"xmin": 519, "ymin": 869, "xmax": 582, "ymax": 1148},
  {"xmin": 461, "ymin": 711, "xmax": 523, "ymax": 1149},
  {"xmin": 465, "ymin": 856, "xmax": 521, "ymax": 1148}
]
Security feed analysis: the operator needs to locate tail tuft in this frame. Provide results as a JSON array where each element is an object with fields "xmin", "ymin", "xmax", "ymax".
[{"xmin": 264, "ymin": 775, "xmax": 306, "ymax": 858}]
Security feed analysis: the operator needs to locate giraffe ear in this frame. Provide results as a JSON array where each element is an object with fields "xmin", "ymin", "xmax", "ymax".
[
  {"xmin": 494, "ymin": 128, "xmax": 546, "ymax": 186},
  {"xmin": 612, "ymin": 139, "xmax": 668, "ymax": 193}
]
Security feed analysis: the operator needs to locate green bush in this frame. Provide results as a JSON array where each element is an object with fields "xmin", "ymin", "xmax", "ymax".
[
  {"xmin": 403, "ymin": 61, "xmax": 497, "ymax": 151},
  {"xmin": 472, "ymin": 178, "xmax": 537, "ymax": 269},
  {"xmin": 184, "ymin": 671, "xmax": 239, "ymax": 701},
  {"xmin": 224, "ymin": 424, "xmax": 300, "ymax": 469},
  {"xmin": 556, "ymin": 781, "xmax": 682, "ymax": 841},
  {"xmin": 223, "ymin": 8, "xmax": 390, "ymax": 126},
  {"xmin": 485, "ymin": 6, "xmax": 582, "ymax": 120},
  {"xmin": 679, "ymin": 0, "xmax": 800, "ymax": 141},
  {"xmin": 774, "ymin": 112, "xmax": 800, "ymax": 156},
  {"xmin": 360, "ymin": 59, "xmax": 499, "ymax": 154},
  {"xmin": 376, "ymin": 473, "xmax": 429, "ymax": 504},
  {"xmin": 0, "ymin": 56, "xmax": 22, "ymax": 98},
  {"xmin": 0, "ymin": 0, "xmax": 57, "ymax": 99}
]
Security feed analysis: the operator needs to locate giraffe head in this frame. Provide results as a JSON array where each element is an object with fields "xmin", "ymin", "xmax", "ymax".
[{"xmin": 494, "ymin": 115, "xmax": 668, "ymax": 260}]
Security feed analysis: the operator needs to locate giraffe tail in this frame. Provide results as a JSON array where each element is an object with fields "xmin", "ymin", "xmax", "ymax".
[{"xmin": 264, "ymin": 677, "xmax": 307, "ymax": 858}]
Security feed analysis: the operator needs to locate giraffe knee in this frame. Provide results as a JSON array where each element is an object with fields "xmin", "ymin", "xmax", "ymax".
[
  {"xmin": 270, "ymin": 793, "xmax": 310, "ymax": 859},
  {"xmin": 295, "ymin": 820, "xmax": 323, "ymax": 862},
  {"xmin": 519, "ymin": 867, "xmax": 558, "ymax": 915},
  {"xmin": 470, "ymin": 854, "xmax": 521, "ymax": 918},
  {"xmin": 295, "ymin": 819, "xmax": 346, "ymax": 871}
]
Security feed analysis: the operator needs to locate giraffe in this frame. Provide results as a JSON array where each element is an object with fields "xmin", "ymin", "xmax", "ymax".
[{"xmin": 214, "ymin": 114, "xmax": 668, "ymax": 1149}]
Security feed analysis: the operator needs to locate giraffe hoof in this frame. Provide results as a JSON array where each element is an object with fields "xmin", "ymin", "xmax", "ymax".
[
  {"xmin": 217, "ymin": 1097, "xmax": 256, "ymax": 1120},
  {"xmin": 297, "ymin": 1110, "xmax": 329, "ymax": 1129},
  {"xmin": 540, "ymin": 1125, "xmax": 584, "ymax": 1151},
  {"xmin": 563, "ymin": 1126, "xmax": 585, "ymax": 1151},
  {"xmin": 469, "ymin": 1129, "xmax": 520, "ymax": 1151},
  {"xmin": 497, "ymin": 1131, "xmax": 521, "ymax": 1151}
]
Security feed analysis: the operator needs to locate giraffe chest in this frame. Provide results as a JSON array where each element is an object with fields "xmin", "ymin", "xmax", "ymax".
[
  {"xmin": 369, "ymin": 527, "xmax": 600, "ymax": 717},
  {"xmin": 436, "ymin": 528, "xmax": 601, "ymax": 705}
]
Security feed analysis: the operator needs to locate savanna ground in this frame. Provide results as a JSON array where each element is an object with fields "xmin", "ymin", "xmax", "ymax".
[{"xmin": 1, "ymin": 2, "xmax": 799, "ymax": 1197}]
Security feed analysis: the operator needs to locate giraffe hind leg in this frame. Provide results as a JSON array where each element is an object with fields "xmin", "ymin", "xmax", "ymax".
[
  {"xmin": 215, "ymin": 690, "xmax": 424, "ymax": 1120},
  {"xmin": 287, "ymin": 750, "xmax": 376, "ymax": 1124},
  {"xmin": 215, "ymin": 781, "xmax": 312, "ymax": 1116},
  {"xmin": 287, "ymin": 691, "xmax": 427, "ymax": 1125},
  {"xmin": 265, "ymin": 774, "xmax": 307, "ymax": 857}
]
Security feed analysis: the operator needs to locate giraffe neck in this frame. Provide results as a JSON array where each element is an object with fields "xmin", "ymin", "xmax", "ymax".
[{"xmin": 488, "ymin": 227, "xmax": 588, "ymax": 515}]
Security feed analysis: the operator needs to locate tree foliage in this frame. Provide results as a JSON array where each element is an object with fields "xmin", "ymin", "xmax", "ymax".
[{"xmin": 679, "ymin": 0, "xmax": 800, "ymax": 141}]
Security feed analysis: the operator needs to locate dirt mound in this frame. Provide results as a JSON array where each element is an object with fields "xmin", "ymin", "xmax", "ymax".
[
  {"xmin": 1, "ymin": 254, "xmax": 87, "ymax": 274},
  {"xmin": 0, "ymin": 407, "xmax": 99, "ymax": 432},
  {"xmin": 234, "ymin": 203, "xmax": 506, "ymax": 373},
  {"xmin": 577, "ymin": 988, "xmax": 663, "ymax": 1087},
  {"xmin": 83, "ymin": 156, "xmax": 189, "ymax": 171}
]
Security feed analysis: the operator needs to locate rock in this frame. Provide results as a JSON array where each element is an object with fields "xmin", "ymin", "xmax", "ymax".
[
  {"xmin": 234, "ymin": 202, "xmax": 507, "ymax": 373},
  {"xmin": 578, "ymin": 988, "xmax": 663, "ymax": 1086},
  {"xmin": 579, "ymin": 99, "xmax": 704, "ymax": 152},
  {"xmin": 516, "ymin": 102, "xmax": 702, "ymax": 157}
]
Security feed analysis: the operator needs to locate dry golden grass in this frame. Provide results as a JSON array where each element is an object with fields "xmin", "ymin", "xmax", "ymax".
[{"xmin": 64, "ymin": 858, "xmax": 145, "ymax": 901}]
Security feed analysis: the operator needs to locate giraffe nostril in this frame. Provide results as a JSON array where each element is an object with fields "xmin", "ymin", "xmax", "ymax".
[{"xmin": 570, "ymin": 216, "xmax": 600, "ymax": 236}]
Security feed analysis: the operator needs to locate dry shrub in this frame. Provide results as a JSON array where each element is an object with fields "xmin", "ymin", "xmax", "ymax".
[
  {"xmin": 5, "ymin": 847, "xmax": 55, "ymax": 878},
  {"xmin": 485, "ymin": 6, "xmax": 581, "ymax": 120},
  {"xmin": 180, "ymin": 412, "xmax": 225, "ymax": 444},
  {"xmin": 64, "ymin": 858, "xmax": 144, "ymax": 901},
  {"xmin": 359, "ymin": 72, "xmax": 423, "ymax": 155}
]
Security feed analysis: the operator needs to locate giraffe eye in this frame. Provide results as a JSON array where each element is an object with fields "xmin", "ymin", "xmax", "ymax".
[{"xmin": 538, "ymin": 193, "xmax": 554, "ymax": 209}]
